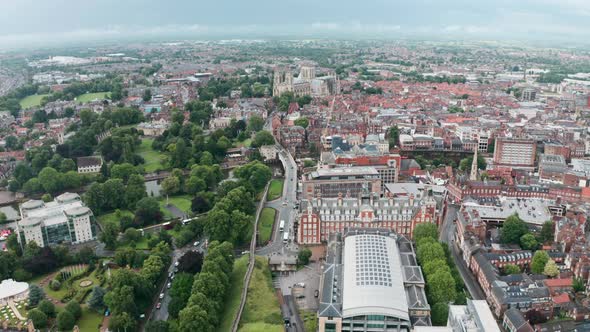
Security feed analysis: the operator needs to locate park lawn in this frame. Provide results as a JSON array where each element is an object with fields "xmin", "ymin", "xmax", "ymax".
[
  {"xmin": 138, "ymin": 138, "xmax": 165, "ymax": 173},
  {"xmin": 239, "ymin": 257, "xmax": 283, "ymax": 331},
  {"xmin": 235, "ymin": 138, "xmax": 252, "ymax": 148},
  {"xmin": 259, "ymin": 208, "xmax": 276, "ymax": 244},
  {"xmin": 267, "ymin": 179, "xmax": 284, "ymax": 201},
  {"xmin": 77, "ymin": 307, "xmax": 104, "ymax": 331},
  {"xmin": 239, "ymin": 322, "xmax": 283, "ymax": 332},
  {"xmin": 96, "ymin": 210, "xmax": 134, "ymax": 229},
  {"xmin": 158, "ymin": 195, "xmax": 192, "ymax": 219},
  {"xmin": 76, "ymin": 92, "xmax": 110, "ymax": 103},
  {"xmin": 19, "ymin": 94, "xmax": 49, "ymax": 109},
  {"xmin": 217, "ymin": 255, "xmax": 249, "ymax": 332}
]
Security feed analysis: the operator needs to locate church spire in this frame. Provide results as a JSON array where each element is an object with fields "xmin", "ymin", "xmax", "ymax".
[{"xmin": 470, "ymin": 148, "xmax": 479, "ymax": 181}]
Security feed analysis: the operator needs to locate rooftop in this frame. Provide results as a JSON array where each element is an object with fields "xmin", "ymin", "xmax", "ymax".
[{"xmin": 342, "ymin": 232, "xmax": 409, "ymax": 320}]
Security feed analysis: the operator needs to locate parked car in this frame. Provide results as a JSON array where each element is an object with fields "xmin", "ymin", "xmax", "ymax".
[
  {"xmin": 174, "ymin": 261, "xmax": 179, "ymax": 267},
  {"xmin": 295, "ymin": 282, "xmax": 305, "ymax": 288},
  {"xmin": 156, "ymin": 302, "xmax": 161, "ymax": 309},
  {"xmin": 167, "ymin": 282, "xmax": 171, "ymax": 289},
  {"xmin": 295, "ymin": 294, "xmax": 305, "ymax": 299},
  {"xmin": 159, "ymin": 293, "xmax": 164, "ymax": 299},
  {"xmin": 194, "ymin": 241, "xmax": 200, "ymax": 247},
  {"xmin": 314, "ymin": 290, "xmax": 319, "ymax": 298}
]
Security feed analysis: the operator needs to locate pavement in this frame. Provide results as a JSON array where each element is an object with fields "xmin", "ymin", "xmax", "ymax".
[
  {"xmin": 440, "ymin": 203, "xmax": 485, "ymax": 301},
  {"xmin": 281, "ymin": 262, "xmax": 321, "ymax": 310},
  {"xmin": 164, "ymin": 203, "xmax": 187, "ymax": 219}
]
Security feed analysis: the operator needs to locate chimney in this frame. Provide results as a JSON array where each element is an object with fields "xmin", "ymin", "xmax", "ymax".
[
  {"xmin": 409, "ymin": 193, "xmax": 415, "ymax": 206},
  {"xmin": 338, "ymin": 192, "xmax": 343, "ymax": 206}
]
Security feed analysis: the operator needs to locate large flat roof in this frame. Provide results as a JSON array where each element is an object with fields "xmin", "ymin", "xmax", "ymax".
[
  {"xmin": 342, "ymin": 233, "xmax": 409, "ymax": 320},
  {"xmin": 462, "ymin": 197, "xmax": 552, "ymax": 225}
]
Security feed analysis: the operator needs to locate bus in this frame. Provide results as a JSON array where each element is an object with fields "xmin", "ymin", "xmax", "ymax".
[
  {"xmin": 279, "ymin": 220, "xmax": 285, "ymax": 232},
  {"xmin": 283, "ymin": 231, "xmax": 289, "ymax": 244}
]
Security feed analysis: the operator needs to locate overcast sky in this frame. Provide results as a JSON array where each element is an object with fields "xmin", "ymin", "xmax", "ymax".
[{"xmin": 1, "ymin": 0, "xmax": 590, "ymax": 48}]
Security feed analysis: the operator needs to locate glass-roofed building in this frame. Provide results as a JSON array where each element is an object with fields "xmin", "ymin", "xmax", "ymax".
[
  {"xmin": 17, "ymin": 192, "xmax": 97, "ymax": 248},
  {"xmin": 318, "ymin": 228, "xmax": 431, "ymax": 332}
]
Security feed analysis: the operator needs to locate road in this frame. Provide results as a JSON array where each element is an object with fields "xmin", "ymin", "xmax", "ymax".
[
  {"xmin": 150, "ymin": 242, "xmax": 205, "ymax": 321},
  {"xmin": 284, "ymin": 295, "xmax": 305, "ymax": 332},
  {"xmin": 256, "ymin": 132, "xmax": 299, "ymax": 256},
  {"xmin": 440, "ymin": 203, "xmax": 485, "ymax": 300}
]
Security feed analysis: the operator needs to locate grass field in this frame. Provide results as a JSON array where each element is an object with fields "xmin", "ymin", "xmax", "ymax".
[
  {"xmin": 19, "ymin": 94, "xmax": 49, "ymax": 109},
  {"xmin": 218, "ymin": 255, "xmax": 249, "ymax": 332},
  {"xmin": 96, "ymin": 210, "xmax": 134, "ymax": 229},
  {"xmin": 159, "ymin": 195, "xmax": 192, "ymax": 219},
  {"xmin": 77, "ymin": 308, "xmax": 104, "ymax": 331},
  {"xmin": 259, "ymin": 208, "xmax": 276, "ymax": 244},
  {"xmin": 138, "ymin": 138, "xmax": 165, "ymax": 173},
  {"xmin": 239, "ymin": 257, "xmax": 283, "ymax": 332},
  {"xmin": 267, "ymin": 179, "xmax": 284, "ymax": 201},
  {"xmin": 235, "ymin": 138, "xmax": 252, "ymax": 148},
  {"xmin": 76, "ymin": 92, "xmax": 110, "ymax": 103}
]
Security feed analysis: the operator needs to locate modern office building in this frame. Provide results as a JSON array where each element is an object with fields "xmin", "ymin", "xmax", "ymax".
[
  {"xmin": 492, "ymin": 138, "xmax": 537, "ymax": 170},
  {"xmin": 302, "ymin": 166, "xmax": 382, "ymax": 200},
  {"xmin": 318, "ymin": 229, "xmax": 431, "ymax": 332},
  {"xmin": 17, "ymin": 193, "xmax": 96, "ymax": 248}
]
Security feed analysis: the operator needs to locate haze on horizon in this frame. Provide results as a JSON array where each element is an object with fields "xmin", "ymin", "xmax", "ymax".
[{"xmin": 1, "ymin": 0, "xmax": 590, "ymax": 48}]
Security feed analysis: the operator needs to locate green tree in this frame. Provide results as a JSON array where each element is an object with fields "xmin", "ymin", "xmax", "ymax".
[
  {"xmin": 247, "ymin": 115, "xmax": 265, "ymax": 132},
  {"xmin": 431, "ymin": 302, "xmax": 449, "ymax": 326},
  {"xmin": 28, "ymin": 284, "xmax": 45, "ymax": 306},
  {"xmin": 56, "ymin": 310, "xmax": 75, "ymax": 331},
  {"xmin": 423, "ymin": 259, "xmax": 450, "ymax": 276},
  {"xmin": 388, "ymin": 126, "xmax": 399, "ymax": 147},
  {"xmin": 109, "ymin": 312, "xmax": 137, "ymax": 331},
  {"xmin": 500, "ymin": 214, "xmax": 528, "ymax": 244},
  {"xmin": 168, "ymin": 273, "xmax": 194, "ymax": 318},
  {"xmin": 543, "ymin": 259, "xmax": 559, "ymax": 277},
  {"xmin": 104, "ymin": 285, "xmax": 137, "ymax": 316},
  {"xmin": 143, "ymin": 88, "xmax": 152, "ymax": 102},
  {"xmin": 135, "ymin": 197, "xmax": 162, "ymax": 226},
  {"xmin": 503, "ymin": 264, "xmax": 521, "ymax": 275},
  {"xmin": 251, "ymin": 130, "xmax": 275, "ymax": 148},
  {"xmin": 573, "ymin": 277, "xmax": 585, "ymax": 293},
  {"xmin": 111, "ymin": 163, "xmax": 139, "ymax": 182},
  {"xmin": 146, "ymin": 320, "xmax": 170, "ymax": 332},
  {"xmin": 185, "ymin": 176, "xmax": 207, "ymax": 195},
  {"xmin": 38, "ymin": 167, "xmax": 62, "ymax": 193},
  {"xmin": 87, "ymin": 286, "xmax": 106, "ymax": 312},
  {"xmin": 298, "ymin": 247, "xmax": 312, "ymax": 266},
  {"xmin": 413, "ymin": 223, "xmax": 438, "ymax": 243},
  {"xmin": 234, "ymin": 161, "xmax": 271, "ymax": 192},
  {"xmin": 531, "ymin": 251, "xmax": 550, "ymax": 274},
  {"xmin": 161, "ymin": 175, "xmax": 180, "ymax": 205},
  {"xmin": 125, "ymin": 174, "xmax": 147, "ymax": 209},
  {"xmin": 41, "ymin": 193, "xmax": 52, "ymax": 203},
  {"xmin": 427, "ymin": 270, "xmax": 457, "ymax": 304},
  {"xmin": 178, "ymin": 305, "xmax": 213, "ymax": 332},
  {"xmin": 540, "ymin": 221, "xmax": 554, "ymax": 244},
  {"xmin": 28, "ymin": 309, "xmax": 48, "ymax": 328},
  {"xmin": 520, "ymin": 233, "xmax": 538, "ymax": 250},
  {"xmin": 417, "ymin": 242, "xmax": 445, "ymax": 264},
  {"xmin": 294, "ymin": 117, "xmax": 309, "ymax": 129},
  {"xmin": 99, "ymin": 221, "xmax": 120, "ymax": 250},
  {"xmin": 60, "ymin": 158, "xmax": 76, "ymax": 172},
  {"xmin": 37, "ymin": 299, "xmax": 55, "ymax": 317}
]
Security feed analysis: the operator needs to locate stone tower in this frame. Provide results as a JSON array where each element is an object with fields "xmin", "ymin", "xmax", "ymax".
[{"xmin": 470, "ymin": 148, "xmax": 479, "ymax": 181}]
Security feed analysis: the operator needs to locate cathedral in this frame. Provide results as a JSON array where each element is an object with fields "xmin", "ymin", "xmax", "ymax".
[{"xmin": 273, "ymin": 66, "xmax": 339, "ymax": 98}]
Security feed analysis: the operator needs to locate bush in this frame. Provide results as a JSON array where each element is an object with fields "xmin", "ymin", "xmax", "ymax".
[
  {"xmin": 37, "ymin": 300, "xmax": 56, "ymax": 318},
  {"xmin": 49, "ymin": 279, "xmax": 61, "ymax": 291},
  {"xmin": 28, "ymin": 309, "xmax": 48, "ymax": 328},
  {"xmin": 65, "ymin": 300, "xmax": 82, "ymax": 320},
  {"xmin": 13, "ymin": 268, "xmax": 32, "ymax": 281},
  {"xmin": 57, "ymin": 310, "xmax": 76, "ymax": 331},
  {"xmin": 28, "ymin": 284, "xmax": 45, "ymax": 307}
]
